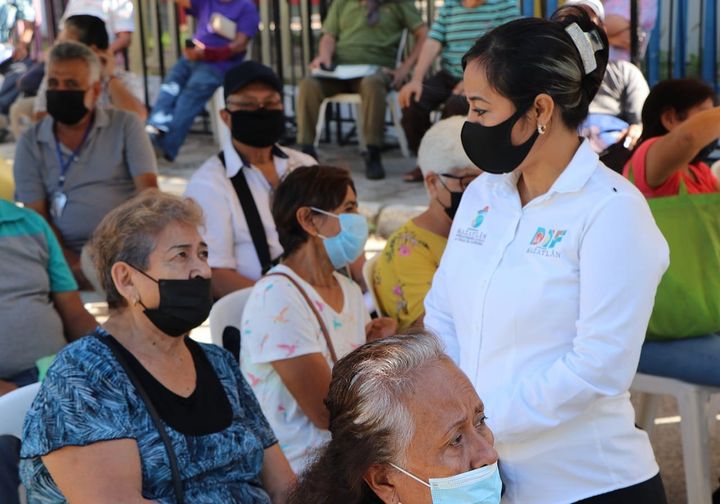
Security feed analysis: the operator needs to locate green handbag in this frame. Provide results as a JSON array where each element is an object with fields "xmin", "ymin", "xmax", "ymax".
[{"xmin": 629, "ymin": 163, "xmax": 720, "ymax": 340}]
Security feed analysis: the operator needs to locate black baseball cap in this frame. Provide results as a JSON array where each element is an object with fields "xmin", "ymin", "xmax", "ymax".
[{"xmin": 223, "ymin": 61, "xmax": 283, "ymax": 100}]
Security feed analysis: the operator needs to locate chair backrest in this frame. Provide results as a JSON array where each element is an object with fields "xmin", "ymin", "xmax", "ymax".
[
  {"xmin": 395, "ymin": 29, "xmax": 409, "ymax": 68},
  {"xmin": 209, "ymin": 287, "xmax": 254, "ymax": 355},
  {"xmin": 0, "ymin": 382, "xmax": 41, "ymax": 438},
  {"xmin": 362, "ymin": 253, "xmax": 386, "ymax": 317}
]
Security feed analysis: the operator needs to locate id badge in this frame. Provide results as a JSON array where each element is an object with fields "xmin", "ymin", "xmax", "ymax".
[{"xmin": 50, "ymin": 191, "xmax": 68, "ymax": 219}]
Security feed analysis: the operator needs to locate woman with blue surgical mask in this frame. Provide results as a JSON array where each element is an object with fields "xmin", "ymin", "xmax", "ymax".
[
  {"xmin": 288, "ymin": 332, "xmax": 501, "ymax": 504},
  {"xmin": 240, "ymin": 165, "xmax": 398, "ymax": 473}
]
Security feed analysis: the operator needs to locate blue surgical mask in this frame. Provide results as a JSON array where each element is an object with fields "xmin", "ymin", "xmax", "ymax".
[
  {"xmin": 390, "ymin": 462, "xmax": 502, "ymax": 504},
  {"xmin": 311, "ymin": 207, "xmax": 368, "ymax": 270}
]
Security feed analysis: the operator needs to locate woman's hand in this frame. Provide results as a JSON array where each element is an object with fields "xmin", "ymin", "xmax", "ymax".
[{"xmin": 366, "ymin": 317, "xmax": 398, "ymax": 342}]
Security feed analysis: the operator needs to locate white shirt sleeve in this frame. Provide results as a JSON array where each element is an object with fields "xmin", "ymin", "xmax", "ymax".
[
  {"xmin": 243, "ymin": 277, "xmax": 329, "ymax": 364},
  {"xmin": 489, "ymin": 193, "xmax": 669, "ymax": 442},
  {"xmin": 185, "ymin": 174, "xmax": 237, "ymax": 270},
  {"xmin": 424, "ymin": 252, "xmax": 460, "ymax": 363}
]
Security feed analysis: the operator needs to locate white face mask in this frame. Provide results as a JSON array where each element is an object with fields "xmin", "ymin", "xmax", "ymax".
[{"xmin": 390, "ymin": 461, "xmax": 502, "ymax": 504}]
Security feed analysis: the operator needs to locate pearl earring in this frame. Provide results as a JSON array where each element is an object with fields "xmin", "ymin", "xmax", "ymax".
[{"xmin": 537, "ymin": 123, "xmax": 547, "ymax": 135}]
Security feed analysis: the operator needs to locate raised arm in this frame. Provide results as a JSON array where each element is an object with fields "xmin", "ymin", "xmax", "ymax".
[{"xmin": 644, "ymin": 106, "xmax": 720, "ymax": 188}]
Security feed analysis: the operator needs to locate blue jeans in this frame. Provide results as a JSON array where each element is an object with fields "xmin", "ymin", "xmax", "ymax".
[
  {"xmin": 637, "ymin": 334, "xmax": 720, "ymax": 386},
  {"xmin": 0, "ymin": 367, "xmax": 39, "ymax": 504},
  {"xmin": 147, "ymin": 57, "xmax": 223, "ymax": 160}
]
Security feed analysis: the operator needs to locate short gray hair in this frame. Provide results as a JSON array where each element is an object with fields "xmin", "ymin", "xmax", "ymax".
[
  {"xmin": 328, "ymin": 332, "xmax": 448, "ymax": 463},
  {"xmin": 417, "ymin": 116, "xmax": 475, "ymax": 178},
  {"xmin": 48, "ymin": 40, "xmax": 101, "ymax": 84}
]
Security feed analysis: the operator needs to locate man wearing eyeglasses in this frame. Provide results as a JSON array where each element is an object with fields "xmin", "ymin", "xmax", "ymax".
[
  {"xmin": 185, "ymin": 61, "xmax": 316, "ymax": 299},
  {"xmin": 372, "ymin": 116, "xmax": 482, "ymax": 329}
]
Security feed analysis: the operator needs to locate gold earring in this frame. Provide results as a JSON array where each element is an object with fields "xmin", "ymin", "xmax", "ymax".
[
  {"xmin": 133, "ymin": 296, "xmax": 139, "ymax": 306},
  {"xmin": 537, "ymin": 123, "xmax": 547, "ymax": 135}
]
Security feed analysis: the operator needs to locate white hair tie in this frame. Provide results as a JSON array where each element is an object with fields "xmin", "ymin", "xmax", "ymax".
[{"xmin": 565, "ymin": 22, "xmax": 604, "ymax": 74}]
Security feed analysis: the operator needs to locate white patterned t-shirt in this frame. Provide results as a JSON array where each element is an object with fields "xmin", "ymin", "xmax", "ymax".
[{"xmin": 240, "ymin": 264, "xmax": 370, "ymax": 473}]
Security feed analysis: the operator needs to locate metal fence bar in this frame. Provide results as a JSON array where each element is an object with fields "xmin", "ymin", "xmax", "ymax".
[
  {"xmin": 700, "ymin": 0, "xmax": 717, "ymax": 89},
  {"xmin": 672, "ymin": 0, "xmax": 686, "ymax": 77},
  {"xmin": 647, "ymin": 0, "xmax": 662, "ymax": 85}
]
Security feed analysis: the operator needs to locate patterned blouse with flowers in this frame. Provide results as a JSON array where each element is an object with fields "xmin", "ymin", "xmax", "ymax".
[
  {"xmin": 373, "ymin": 219, "xmax": 448, "ymax": 330},
  {"xmin": 240, "ymin": 264, "xmax": 370, "ymax": 474}
]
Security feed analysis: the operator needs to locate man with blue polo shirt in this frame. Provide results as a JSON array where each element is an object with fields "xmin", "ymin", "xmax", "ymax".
[{"xmin": 0, "ymin": 200, "xmax": 96, "ymax": 504}]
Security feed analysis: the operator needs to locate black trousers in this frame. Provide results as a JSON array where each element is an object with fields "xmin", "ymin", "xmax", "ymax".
[
  {"xmin": 400, "ymin": 69, "xmax": 469, "ymax": 154},
  {"xmin": 575, "ymin": 473, "xmax": 667, "ymax": 504}
]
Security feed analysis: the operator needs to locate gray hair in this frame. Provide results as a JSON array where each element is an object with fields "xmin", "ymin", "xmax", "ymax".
[
  {"xmin": 88, "ymin": 189, "xmax": 205, "ymax": 309},
  {"xmin": 417, "ymin": 116, "xmax": 476, "ymax": 178},
  {"xmin": 328, "ymin": 332, "xmax": 448, "ymax": 464},
  {"xmin": 48, "ymin": 40, "xmax": 101, "ymax": 84}
]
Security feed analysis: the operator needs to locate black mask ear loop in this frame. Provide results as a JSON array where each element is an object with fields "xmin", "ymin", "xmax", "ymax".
[
  {"xmin": 126, "ymin": 264, "xmax": 159, "ymax": 310},
  {"xmin": 435, "ymin": 175, "xmax": 458, "ymax": 213}
]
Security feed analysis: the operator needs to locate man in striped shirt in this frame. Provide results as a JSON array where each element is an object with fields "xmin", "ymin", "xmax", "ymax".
[{"xmin": 398, "ymin": 0, "xmax": 520, "ymax": 182}]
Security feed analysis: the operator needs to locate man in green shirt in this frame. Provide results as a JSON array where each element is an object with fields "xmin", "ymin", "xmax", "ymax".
[{"xmin": 296, "ymin": 0, "xmax": 427, "ymax": 180}]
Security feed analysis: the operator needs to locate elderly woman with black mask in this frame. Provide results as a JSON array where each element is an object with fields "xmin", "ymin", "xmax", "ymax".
[{"xmin": 20, "ymin": 190, "xmax": 295, "ymax": 503}]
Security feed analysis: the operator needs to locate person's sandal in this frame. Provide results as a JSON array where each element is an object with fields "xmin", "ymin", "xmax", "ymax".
[{"xmin": 403, "ymin": 166, "xmax": 423, "ymax": 182}]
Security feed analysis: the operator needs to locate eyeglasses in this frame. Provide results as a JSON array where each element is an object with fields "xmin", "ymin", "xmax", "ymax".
[
  {"xmin": 440, "ymin": 173, "xmax": 478, "ymax": 191},
  {"xmin": 225, "ymin": 99, "xmax": 283, "ymax": 112}
]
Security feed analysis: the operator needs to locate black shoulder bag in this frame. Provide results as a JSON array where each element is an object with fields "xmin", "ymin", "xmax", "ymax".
[
  {"xmin": 218, "ymin": 152, "xmax": 277, "ymax": 275},
  {"xmin": 94, "ymin": 334, "xmax": 185, "ymax": 504}
]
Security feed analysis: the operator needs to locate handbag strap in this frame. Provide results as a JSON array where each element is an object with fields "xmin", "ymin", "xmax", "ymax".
[
  {"xmin": 93, "ymin": 334, "xmax": 185, "ymax": 504},
  {"xmin": 218, "ymin": 152, "xmax": 275, "ymax": 274},
  {"xmin": 266, "ymin": 272, "xmax": 338, "ymax": 363}
]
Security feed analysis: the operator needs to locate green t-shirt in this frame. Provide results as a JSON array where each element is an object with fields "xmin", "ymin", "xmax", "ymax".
[{"xmin": 323, "ymin": 0, "xmax": 425, "ymax": 68}]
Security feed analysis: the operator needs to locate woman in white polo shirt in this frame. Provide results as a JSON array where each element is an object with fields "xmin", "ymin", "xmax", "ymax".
[{"xmin": 423, "ymin": 11, "xmax": 669, "ymax": 504}]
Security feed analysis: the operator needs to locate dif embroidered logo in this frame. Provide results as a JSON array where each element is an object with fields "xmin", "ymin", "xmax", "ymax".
[
  {"xmin": 527, "ymin": 227, "xmax": 566, "ymax": 257},
  {"xmin": 472, "ymin": 206, "xmax": 490, "ymax": 228},
  {"xmin": 455, "ymin": 206, "xmax": 490, "ymax": 245}
]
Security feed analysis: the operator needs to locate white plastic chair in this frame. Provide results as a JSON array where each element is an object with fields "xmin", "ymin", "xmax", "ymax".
[
  {"xmin": 313, "ymin": 31, "xmax": 411, "ymax": 157},
  {"xmin": 362, "ymin": 253, "xmax": 386, "ymax": 317},
  {"xmin": 631, "ymin": 373, "xmax": 720, "ymax": 504},
  {"xmin": 209, "ymin": 86, "xmax": 231, "ymax": 148},
  {"xmin": 0, "ymin": 382, "xmax": 41, "ymax": 438},
  {"xmin": 0, "ymin": 382, "xmax": 41, "ymax": 504},
  {"xmin": 208, "ymin": 287, "xmax": 254, "ymax": 357}
]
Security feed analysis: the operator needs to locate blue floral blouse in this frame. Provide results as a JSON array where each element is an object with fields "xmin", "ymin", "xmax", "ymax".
[{"xmin": 20, "ymin": 328, "xmax": 278, "ymax": 503}]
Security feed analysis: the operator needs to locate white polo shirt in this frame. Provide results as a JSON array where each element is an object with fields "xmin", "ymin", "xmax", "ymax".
[
  {"xmin": 185, "ymin": 142, "xmax": 316, "ymax": 281},
  {"xmin": 425, "ymin": 140, "xmax": 669, "ymax": 503}
]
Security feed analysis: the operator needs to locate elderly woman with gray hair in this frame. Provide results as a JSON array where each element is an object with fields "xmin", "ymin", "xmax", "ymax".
[
  {"xmin": 288, "ymin": 332, "xmax": 500, "ymax": 504},
  {"xmin": 372, "ymin": 116, "xmax": 482, "ymax": 329},
  {"xmin": 20, "ymin": 190, "xmax": 295, "ymax": 503}
]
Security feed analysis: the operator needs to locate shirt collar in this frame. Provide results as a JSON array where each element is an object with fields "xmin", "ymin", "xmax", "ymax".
[
  {"xmin": 221, "ymin": 141, "xmax": 289, "ymax": 178},
  {"xmin": 491, "ymin": 138, "xmax": 599, "ymax": 198},
  {"xmin": 37, "ymin": 107, "xmax": 110, "ymax": 144},
  {"xmin": 0, "ymin": 200, "xmax": 28, "ymax": 224}
]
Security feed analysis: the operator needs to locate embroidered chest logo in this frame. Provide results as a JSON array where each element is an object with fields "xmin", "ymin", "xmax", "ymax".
[
  {"xmin": 527, "ymin": 227, "xmax": 566, "ymax": 258},
  {"xmin": 455, "ymin": 206, "xmax": 490, "ymax": 245}
]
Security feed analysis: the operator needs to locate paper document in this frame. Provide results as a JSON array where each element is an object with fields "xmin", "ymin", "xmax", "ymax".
[{"xmin": 311, "ymin": 64, "xmax": 380, "ymax": 80}]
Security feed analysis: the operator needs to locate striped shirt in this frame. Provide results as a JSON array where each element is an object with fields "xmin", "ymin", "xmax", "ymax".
[{"xmin": 429, "ymin": 0, "xmax": 520, "ymax": 79}]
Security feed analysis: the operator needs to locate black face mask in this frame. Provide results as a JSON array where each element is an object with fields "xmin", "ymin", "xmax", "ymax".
[
  {"xmin": 461, "ymin": 106, "xmax": 540, "ymax": 174},
  {"xmin": 691, "ymin": 139, "xmax": 718, "ymax": 165},
  {"xmin": 436, "ymin": 177, "xmax": 464, "ymax": 220},
  {"xmin": 228, "ymin": 108, "xmax": 286, "ymax": 147},
  {"xmin": 46, "ymin": 89, "xmax": 89, "ymax": 126},
  {"xmin": 132, "ymin": 267, "xmax": 213, "ymax": 337}
]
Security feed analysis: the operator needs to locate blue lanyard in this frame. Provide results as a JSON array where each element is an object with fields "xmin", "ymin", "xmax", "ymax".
[{"xmin": 54, "ymin": 119, "xmax": 93, "ymax": 190}]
